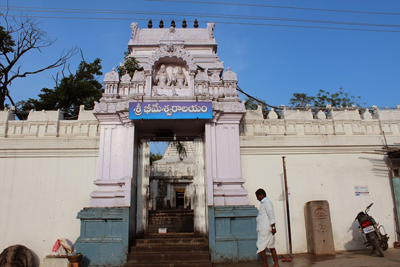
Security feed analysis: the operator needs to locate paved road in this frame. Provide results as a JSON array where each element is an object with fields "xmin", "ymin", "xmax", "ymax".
[{"xmin": 213, "ymin": 249, "xmax": 400, "ymax": 267}]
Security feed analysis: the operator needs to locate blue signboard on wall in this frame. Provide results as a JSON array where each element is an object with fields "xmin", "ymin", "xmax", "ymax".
[{"xmin": 129, "ymin": 101, "xmax": 213, "ymax": 120}]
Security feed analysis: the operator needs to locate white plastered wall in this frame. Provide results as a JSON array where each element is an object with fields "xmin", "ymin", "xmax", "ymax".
[
  {"xmin": 0, "ymin": 109, "xmax": 100, "ymax": 266},
  {"xmin": 0, "ymin": 154, "xmax": 97, "ymax": 265},
  {"xmin": 242, "ymin": 151, "xmax": 396, "ymax": 254}
]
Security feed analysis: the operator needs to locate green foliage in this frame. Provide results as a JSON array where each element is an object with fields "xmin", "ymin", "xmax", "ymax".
[
  {"xmin": 243, "ymin": 97, "xmax": 269, "ymax": 118},
  {"xmin": 150, "ymin": 152, "xmax": 163, "ymax": 165},
  {"xmin": 289, "ymin": 93, "xmax": 315, "ymax": 108},
  {"xmin": 289, "ymin": 88, "xmax": 364, "ymax": 108},
  {"xmin": 116, "ymin": 50, "xmax": 139, "ymax": 78},
  {"xmin": 0, "ymin": 25, "xmax": 15, "ymax": 54},
  {"xmin": 17, "ymin": 58, "xmax": 103, "ymax": 119},
  {"xmin": 313, "ymin": 88, "xmax": 363, "ymax": 108}
]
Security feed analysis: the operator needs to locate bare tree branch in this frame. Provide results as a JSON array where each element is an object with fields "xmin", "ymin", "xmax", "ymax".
[
  {"xmin": 80, "ymin": 49, "xmax": 85, "ymax": 62},
  {"xmin": 0, "ymin": 13, "xmax": 78, "ymax": 110},
  {"xmin": 67, "ymin": 64, "xmax": 73, "ymax": 76}
]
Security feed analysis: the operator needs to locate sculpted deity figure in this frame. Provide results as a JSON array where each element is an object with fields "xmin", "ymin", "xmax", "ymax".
[
  {"xmin": 154, "ymin": 64, "xmax": 170, "ymax": 88},
  {"xmin": 153, "ymin": 64, "xmax": 177, "ymax": 96},
  {"xmin": 173, "ymin": 66, "xmax": 187, "ymax": 89}
]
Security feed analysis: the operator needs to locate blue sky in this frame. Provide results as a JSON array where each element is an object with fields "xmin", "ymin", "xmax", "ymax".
[{"xmin": 1, "ymin": 0, "xmax": 399, "ymax": 109}]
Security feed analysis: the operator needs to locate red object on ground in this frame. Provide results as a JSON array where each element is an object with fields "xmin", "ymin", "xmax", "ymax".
[{"xmin": 281, "ymin": 257, "xmax": 292, "ymax": 262}]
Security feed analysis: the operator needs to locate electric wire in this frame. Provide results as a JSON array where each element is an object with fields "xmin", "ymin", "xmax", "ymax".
[
  {"xmin": 153, "ymin": 142, "xmax": 162, "ymax": 154},
  {"xmin": 2, "ymin": 6, "xmax": 400, "ymax": 28},
  {"xmin": 237, "ymin": 86, "xmax": 280, "ymax": 110},
  {"xmin": 146, "ymin": 0, "xmax": 400, "ymax": 16},
  {"xmin": 4, "ymin": 15, "xmax": 399, "ymax": 33}
]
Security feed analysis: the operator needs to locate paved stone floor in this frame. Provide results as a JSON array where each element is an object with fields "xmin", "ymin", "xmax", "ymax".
[{"xmin": 213, "ymin": 249, "xmax": 400, "ymax": 267}]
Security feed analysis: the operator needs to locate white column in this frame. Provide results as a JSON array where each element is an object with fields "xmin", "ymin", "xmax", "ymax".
[
  {"xmin": 90, "ymin": 122, "xmax": 136, "ymax": 207},
  {"xmin": 193, "ymin": 138, "xmax": 207, "ymax": 234},
  {"xmin": 205, "ymin": 113, "xmax": 249, "ymax": 206},
  {"xmin": 136, "ymin": 139, "xmax": 150, "ymax": 236}
]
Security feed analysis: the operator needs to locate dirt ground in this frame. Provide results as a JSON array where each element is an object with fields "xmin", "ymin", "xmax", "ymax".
[{"xmin": 213, "ymin": 248, "xmax": 400, "ymax": 267}]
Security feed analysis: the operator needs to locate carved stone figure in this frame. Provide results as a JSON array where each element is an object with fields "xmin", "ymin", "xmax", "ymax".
[
  {"xmin": 153, "ymin": 64, "xmax": 177, "ymax": 96},
  {"xmin": 130, "ymin": 22, "xmax": 139, "ymax": 40},
  {"xmin": 166, "ymin": 43, "xmax": 175, "ymax": 53},
  {"xmin": 154, "ymin": 64, "xmax": 170, "ymax": 89},
  {"xmin": 173, "ymin": 67, "xmax": 187, "ymax": 89},
  {"xmin": 207, "ymin": 22, "xmax": 215, "ymax": 39}
]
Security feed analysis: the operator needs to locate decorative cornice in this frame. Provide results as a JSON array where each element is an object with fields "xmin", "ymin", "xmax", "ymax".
[
  {"xmin": 0, "ymin": 147, "xmax": 99, "ymax": 158},
  {"xmin": 144, "ymin": 46, "xmax": 197, "ymax": 72}
]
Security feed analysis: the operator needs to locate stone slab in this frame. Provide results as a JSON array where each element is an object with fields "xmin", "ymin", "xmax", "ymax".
[
  {"xmin": 43, "ymin": 257, "xmax": 69, "ymax": 267},
  {"xmin": 304, "ymin": 200, "xmax": 335, "ymax": 255}
]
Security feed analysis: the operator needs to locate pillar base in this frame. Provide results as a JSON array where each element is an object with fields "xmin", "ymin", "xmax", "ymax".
[
  {"xmin": 208, "ymin": 205, "xmax": 258, "ymax": 262},
  {"xmin": 74, "ymin": 207, "xmax": 129, "ymax": 266}
]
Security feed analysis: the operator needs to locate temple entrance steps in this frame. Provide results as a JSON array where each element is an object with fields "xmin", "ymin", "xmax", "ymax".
[
  {"xmin": 124, "ymin": 233, "xmax": 212, "ymax": 267},
  {"xmin": 148, "ymin": 209, "xmax": 194, "ymax": 233}
]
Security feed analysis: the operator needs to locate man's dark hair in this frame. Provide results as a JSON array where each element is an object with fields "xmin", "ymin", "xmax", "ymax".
[{"xmin": 255, "ymin": 188, "xmax": 266, "ymax": 197}]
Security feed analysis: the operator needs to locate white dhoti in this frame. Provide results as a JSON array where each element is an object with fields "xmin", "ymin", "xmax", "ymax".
[
  {"xmin": 256, "ymin": 229, "xmax": 275, "ymax": 253},
  {"xmin": 256, "ymin": 196, "xmax": 277, "ymax": 254}
]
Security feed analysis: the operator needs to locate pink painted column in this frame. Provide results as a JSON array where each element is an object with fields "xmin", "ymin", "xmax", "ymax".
[
  {"xmin": 205, "ymin": 106, "xmax": 249, "ymax": 206},
  {"xmin": 90, "ymin": 111, "xmax": 135, "ymax": 207}
]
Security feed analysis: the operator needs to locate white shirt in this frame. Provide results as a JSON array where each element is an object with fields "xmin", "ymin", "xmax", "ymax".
[{"xmin": 256, "ymin": 196, "xmax": 276, "ymax": 231}]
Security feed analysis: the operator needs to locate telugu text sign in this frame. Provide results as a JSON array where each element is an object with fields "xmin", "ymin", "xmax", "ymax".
[{"xmin": 129, "ymin": 101, "xmax": 213, "ymax": 120}]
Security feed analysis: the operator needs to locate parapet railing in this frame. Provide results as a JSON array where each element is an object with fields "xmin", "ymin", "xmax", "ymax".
[
  {"xmin": 0, "ymin": 106, "xmax": 99, "ymax": 138},
  {"xmin": 241, "ymin": 105, "xmax": 400, "ymax": 136}
]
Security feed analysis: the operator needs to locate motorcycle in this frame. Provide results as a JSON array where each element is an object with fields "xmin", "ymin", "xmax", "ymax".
[{"xmin": 355, "ymin": 203, "xmax": 389, "ymax": 257}]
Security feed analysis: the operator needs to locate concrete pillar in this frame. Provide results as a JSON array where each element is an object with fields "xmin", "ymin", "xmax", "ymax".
[
  {"xmin": 205, "ymin": 112, "xmax": 249, "ymax": 206},
  {"xmin": 304, "ymin": 200, "xmax": 335, "ymax": 255},
  {"xmin": 74, "ymin": 207, "xmax": 129, "ymax": 266}
]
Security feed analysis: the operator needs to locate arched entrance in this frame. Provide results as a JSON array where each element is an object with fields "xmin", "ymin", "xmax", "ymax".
[
  {"xmin": 75, "ymin": 21, "xmax": 253, "ymax": 266},
  {"xmin": 136, "ymin": 136, "xmax": 207, "ymax": 236}
]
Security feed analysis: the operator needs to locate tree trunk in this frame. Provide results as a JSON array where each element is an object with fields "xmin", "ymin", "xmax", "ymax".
[{"xmin": 0, "ymin": 88, "xmax": 5, "ymax": 110}]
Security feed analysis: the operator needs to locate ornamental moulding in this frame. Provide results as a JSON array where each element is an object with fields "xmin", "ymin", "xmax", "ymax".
[{"xmin": 144, "ymin": 46, "xmax": 197, "ymax": 73}]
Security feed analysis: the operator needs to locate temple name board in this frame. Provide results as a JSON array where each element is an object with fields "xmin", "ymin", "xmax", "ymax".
[{"xmin": 129, "ymin": 101, "xmax": 213, "ymax": 120}]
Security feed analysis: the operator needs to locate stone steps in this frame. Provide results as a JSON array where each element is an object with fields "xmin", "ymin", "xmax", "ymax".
[
  {"xmin": 131, "ymin": 244, "xmax": 209, "ymax": 252},
  {"xmin": 124, "ymin": 263, "xmax": 212, "ymax": 267},
  {"xmin": 124, "ymin": 233, "xmax": 212, "ymax": 267},
  {"xmin": 148, "ymin": 209, "xmax": 194, "ymax": 233},
  {"xmin": 136, "ymin": 234, "xmax": 205, "ymax": 246},
  {"xmin": 127, "ymin": 251, "xmax": 211, "ymax": 262}
]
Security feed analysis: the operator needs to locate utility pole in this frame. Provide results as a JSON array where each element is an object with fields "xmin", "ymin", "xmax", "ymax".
[{"xmin": 282, "ymin": 156, "xmax": 293, "ymax": 257}]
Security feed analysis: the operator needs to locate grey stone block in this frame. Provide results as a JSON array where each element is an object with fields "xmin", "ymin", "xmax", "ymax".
[{"xmin": 304, "ymin": 200, "xmax": 335, "ymax": 255}]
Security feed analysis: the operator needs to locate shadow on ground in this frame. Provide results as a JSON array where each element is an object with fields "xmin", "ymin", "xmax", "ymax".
[{"xmin": 212, "ymin": 248, "xmax": 400, "ymax": 267}]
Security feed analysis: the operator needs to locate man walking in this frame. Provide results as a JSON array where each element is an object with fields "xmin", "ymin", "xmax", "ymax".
[{"xmin": 255, "ymin": 188, "xmax": 279, "ymax": 267}]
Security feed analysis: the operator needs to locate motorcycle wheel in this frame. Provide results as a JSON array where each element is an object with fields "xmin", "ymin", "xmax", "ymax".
[{"xmin": 371, "ymin": 236, "xmax": 384, "ymax": 257}]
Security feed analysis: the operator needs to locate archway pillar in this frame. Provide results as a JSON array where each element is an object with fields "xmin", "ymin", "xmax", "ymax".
[
  {"xmin": 205, "ymin": 103, "xmax": 249, "ymax": 206},
  {"xmin": 90, "ymin": 109, "xmax": 135, "ymax": 207},
  {"xmin": 206, "ymin": 102, "xmax": 259, "ymax": 262}
]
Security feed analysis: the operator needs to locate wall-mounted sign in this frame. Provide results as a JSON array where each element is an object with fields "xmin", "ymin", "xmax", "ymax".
[
  {"xmin": 354, "ymin": 185, "xmax": 369, "ymax": 196},
  {"xmin": 129, "ymin": 101, "xmax": 213, "ymax": 120}
]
